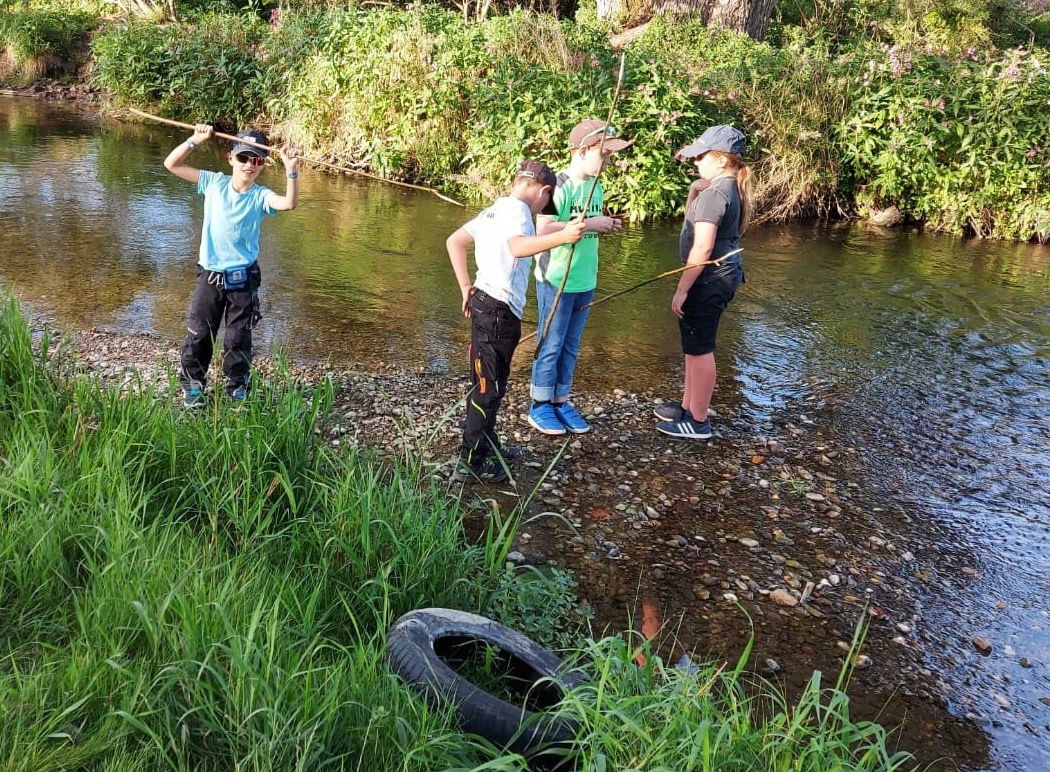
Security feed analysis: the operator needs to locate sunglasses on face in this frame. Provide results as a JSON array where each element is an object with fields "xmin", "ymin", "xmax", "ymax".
[{"xmin": 235, "ymin": 153, "xmax": 265, "ymax": 167}]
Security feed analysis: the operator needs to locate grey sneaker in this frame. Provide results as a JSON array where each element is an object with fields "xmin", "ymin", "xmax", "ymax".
[
  {"xmin": 654, "ymin": 403, "xmax": 717, "ymax": 421},
  {"xmin": 656, "ymin": 417, "xmax": 713, "ymax": 439},
  {"xmin": 654, "ymin": 403, "xmax": 688, "ymax": 422}
]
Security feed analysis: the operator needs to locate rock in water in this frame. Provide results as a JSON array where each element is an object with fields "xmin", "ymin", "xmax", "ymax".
[{"xmin": 972, "ymin": 636, "xmax": 992, "ymax": 654}]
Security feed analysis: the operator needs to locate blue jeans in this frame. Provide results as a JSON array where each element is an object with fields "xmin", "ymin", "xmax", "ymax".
[{"xmin": 530, "ymin": 281, "xmax": 594, "ymax": 402}]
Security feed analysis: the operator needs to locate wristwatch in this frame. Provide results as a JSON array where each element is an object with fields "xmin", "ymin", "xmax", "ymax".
[
  {"xmin": 186, "ymin": 139, "xmax": 198, "ymax": 151},
  {"xmin": 286, "ymin": 171, "xmax": 299, "ymax": 179}
]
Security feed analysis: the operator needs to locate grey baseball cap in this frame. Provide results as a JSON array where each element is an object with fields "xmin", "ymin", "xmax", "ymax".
[
  {"xmin": 229, "ymin": 129, "xmax": 270, "ymax": 158},
  {"xmin": 677, "ymin": 125, "xmax": 746, "ymax": 159}
]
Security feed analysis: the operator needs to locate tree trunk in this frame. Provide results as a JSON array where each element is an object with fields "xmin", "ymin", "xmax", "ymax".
[{"xmin": 601, "ymin": 0, "xmax": 777, "ymax": 42}]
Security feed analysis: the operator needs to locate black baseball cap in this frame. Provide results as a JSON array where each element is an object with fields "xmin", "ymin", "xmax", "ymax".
[
  {"xmin": 515, "ymin": 160, "xmax": 558, "ymax": 215},
  {"xmin": 677, "ymin": 125, "xmax": 746, "ymax": 159},
  {"xmin": 229, "ymin": 129, "xmax": 269, "ymax": 159}
]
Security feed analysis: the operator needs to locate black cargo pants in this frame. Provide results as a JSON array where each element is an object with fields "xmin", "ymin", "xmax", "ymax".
[
  {"xmin": 179, "ymin": 263, "xmax": 262, "ymax": 393},
  {"xmin": 461, "ymin": 289, "xmax": 521, "ymax": 467}
]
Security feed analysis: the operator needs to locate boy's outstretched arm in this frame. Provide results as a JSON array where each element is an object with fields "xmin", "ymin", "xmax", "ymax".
[
  {"xmin": 508, "ymin": 220, "xmax": 587, "ymax": 258},
  {"xmin": 537, "ymin": 214, "xmax": 620, "ymax": 237},
  {"xmin": 266, "ymin": 147, "xmax": 301, "ymax": 211},
  {"xmin": 164, "ymin": 123, "xmax": 212, "ymax": 183},
  {"xmin": 446, "ymin": 226, "xmax": 475, "ymax": 318}
]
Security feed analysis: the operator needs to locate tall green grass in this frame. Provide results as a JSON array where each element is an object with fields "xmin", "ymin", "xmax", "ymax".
[
  {"xmin": 0, "ymin": 297, "xmax": 911, "ymax": 769},
  {"xmin": 0, "ymin": 297, "xmax": 508, "ymax": 769}
]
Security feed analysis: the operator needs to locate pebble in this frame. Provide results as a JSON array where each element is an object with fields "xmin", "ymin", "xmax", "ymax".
[
  {"xmin": 769, "ymin": 589, "xmax": 798, "ymax": 607},
  {"xmin": 972, "ymin": 636, "xmax": 993, "ymax": 654},
  {"xmin": 896, "ymin": 622, "xmax": 912, "ymax": 634},
  {"xmin": 723, "ymin": 592, "xmax": 739, "ymax": 602},
  {"xmin": 507, "ymin": 551, "xmax": 527, "ymax": 565},
  {"xmin": 764, "ymin": 657, "xmax": 781, "ymax": 673},
  {"xmin": 853, "ymin": 655, "xmax": 873, "ymax": 670},
  {"xmin": 738, "ymin": 537, "xmax": 760, "ymax": 548}
]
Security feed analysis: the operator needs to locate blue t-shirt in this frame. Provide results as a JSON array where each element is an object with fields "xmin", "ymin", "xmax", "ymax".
[{"xmin": 196, "ymin": 170, "xmax": 276, "ymax": 271}]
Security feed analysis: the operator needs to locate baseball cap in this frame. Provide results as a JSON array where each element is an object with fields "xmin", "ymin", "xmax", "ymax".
[
  {"xmin": 229, "ymin": 129, "xmax": 270, "ymax": 159},
  {"xmin": 568, "ymin": 119, "xmax": 633, "ymax": 153},
  {"xmin": 515, "ymin": 160, "xmax": 558, "ymax": 215},
  {"xmin": 677, "ymin": 125, "xmax": 746, "ymax": 160}
]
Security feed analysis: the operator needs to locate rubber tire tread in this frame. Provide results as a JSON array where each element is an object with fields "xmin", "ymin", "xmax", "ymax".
[{"xmin": 386, "ymin": 608, "xmax": 583, "ymax": 757}]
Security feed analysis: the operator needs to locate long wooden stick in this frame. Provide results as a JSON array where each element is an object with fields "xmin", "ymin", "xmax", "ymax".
[
  {"xmin": 535, "ymin": 52, "xmax": 627, "ymax": 349},
  {"xmin": 128, "ymin": 108, "xmax": 464, "ymax": 207},
  {"xmin": 520, "ymin": 249, "xmax": 742, "ymax": 343}
]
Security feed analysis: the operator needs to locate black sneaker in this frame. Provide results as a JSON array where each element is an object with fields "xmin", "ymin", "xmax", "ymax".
[
  {"xmin": 451, "ymin": 457, "xmax": 509, "ymax": 484},
  {"xmin": 493, "ymin": 445, "xmax": 523, "ymax": 462},
  {"xmin": 656, "ymin": 417, "xmax": 713, "ymax": 439}
]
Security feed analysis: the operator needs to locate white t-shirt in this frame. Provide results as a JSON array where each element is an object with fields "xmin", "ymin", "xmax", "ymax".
[{"xmin": 464, "ymin": 195, "xmax": 535, "ymax": 319}]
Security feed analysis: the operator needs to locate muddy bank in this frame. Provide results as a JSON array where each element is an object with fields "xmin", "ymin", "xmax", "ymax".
[
  {"xmin": 0, "ymin": 80, "xmax": 100, "ymax": 104},
  {"xmin": 46, "ymin": 323, "xmax": 1034, "ymax": 770}
]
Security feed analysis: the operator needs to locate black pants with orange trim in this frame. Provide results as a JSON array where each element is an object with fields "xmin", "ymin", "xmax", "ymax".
[{"xmin": 461, "ymin": 290, "xmax": 521, "ymax": 467}]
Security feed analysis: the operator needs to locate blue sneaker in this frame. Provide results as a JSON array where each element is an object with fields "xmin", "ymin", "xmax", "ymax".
[
  {"xmin": 528, "ymin": 402, "xmax": 567, "ymax": 435},
  {"xmin": 656, "ymin": 417, "xmax": 713, "ymax": 439},
  {"xmin": 182, "ymin": 381, "xmax": 205, "ymax": 409},
  {"xmin": 227, "ymin": 384, "xmax": 249, "ymax": 404},
  {"xmin": 553, "ymin": 402, "xmax": 590, "ymax": 434}
]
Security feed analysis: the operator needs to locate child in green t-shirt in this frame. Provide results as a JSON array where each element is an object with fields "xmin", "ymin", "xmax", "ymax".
[{"xmin": 528, "ymin": 119, "xmax": 632, "ymax": 435}]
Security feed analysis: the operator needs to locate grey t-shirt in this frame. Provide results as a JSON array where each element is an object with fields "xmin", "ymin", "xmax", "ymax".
[{"xmin": 678, "ymin": 177, "xmax": 742, "ymax": 266}]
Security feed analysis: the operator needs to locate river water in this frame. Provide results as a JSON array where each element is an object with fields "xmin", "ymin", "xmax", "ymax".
[{"xmin": 1, "ymin": 96, "xmax": 1048, "ymax": 769}]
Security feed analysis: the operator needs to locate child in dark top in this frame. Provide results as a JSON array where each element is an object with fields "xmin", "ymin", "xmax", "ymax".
[
  {"xmin": 163, "ymin": 123, "xmax": 300, "ymax": 407},
  {"xmin": 655, "ymin": 125, "xmax": 751, "ymax": 439},
  {"xmin": 446, "ymin": 161, "xmax": 586, "ymax": 483}
]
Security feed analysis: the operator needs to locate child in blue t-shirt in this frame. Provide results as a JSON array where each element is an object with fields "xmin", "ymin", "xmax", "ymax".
[{"xmin": 163, "ymin": 124, "xmax": 300, "ymax": 406}]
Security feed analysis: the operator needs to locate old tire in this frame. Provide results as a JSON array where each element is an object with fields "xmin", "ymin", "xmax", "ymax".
[{"xmin": 386, "ymin": 608, "xmax": 584, "ymax": 758}]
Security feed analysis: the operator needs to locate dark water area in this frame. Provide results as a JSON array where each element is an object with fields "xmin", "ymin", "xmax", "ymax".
[{"xmin": 2, "ymin": 96, "xmax": 1049, "ymax": 769}]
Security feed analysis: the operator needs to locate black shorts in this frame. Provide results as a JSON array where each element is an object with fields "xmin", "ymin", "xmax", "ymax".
[{"xmin": 679, "ymin": 262, "xmax": 743, "ymax": 355}]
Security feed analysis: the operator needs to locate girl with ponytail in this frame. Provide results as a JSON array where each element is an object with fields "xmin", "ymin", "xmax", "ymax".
[{"xmin": 655, "ymin": 125, "xmax": 750, "ymax": 439}]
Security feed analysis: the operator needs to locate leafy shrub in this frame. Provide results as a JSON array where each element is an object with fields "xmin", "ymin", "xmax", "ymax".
[
  {"xmin": 837, "ymin": 42, "xmax": 1050, "ymax": 239},
  {"xmin": 485, "ymin": 564, "xmax": 592, "ymax": 650},
  {"xmin": 92, "ymin": 12, "xmax": 268, "ymax": 125},
  {"xmin": 0, "ymin": 8, "xmax": 95, "ymax": 84},
  {"xmin": 85, "ymin": 6, "xmax": 1050, "ymax": 238}
]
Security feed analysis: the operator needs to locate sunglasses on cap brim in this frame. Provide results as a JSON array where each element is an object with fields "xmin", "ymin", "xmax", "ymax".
[
  {"xmin": 576, "ymin": 125, "xmax": 618, "ymax": 147},
  {"xmin": 234, "ymin": 152, "xmax": 265, "ymax": 167}
]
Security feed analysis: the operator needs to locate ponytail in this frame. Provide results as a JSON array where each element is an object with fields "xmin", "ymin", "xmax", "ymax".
[
  {"xmin": 708, "ymin": 151, "xmax": 753, "ymax": 232},
  {"xmin": 735, "ymin": 162, "xmax": 752, "ymax": 233}
]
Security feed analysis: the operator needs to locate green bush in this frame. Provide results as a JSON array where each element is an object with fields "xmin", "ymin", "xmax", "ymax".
[
  {"xmin": 485, "ymin": 565, "xmax": 592, "ymax": 651},
  {"xmin": 84, "ymin": 6, "xmax": 1050, "ymax": 238},
  {"xmin": 837, "ymin": 42, "xmax": 1050, "ymax": 239},
  {"xmin": 0, "ymin": 8, "xmax": 95, "ymax": 84},
  {"xmin": 92, "ymin": 12, "xmax": 268, "ymax": 125}
]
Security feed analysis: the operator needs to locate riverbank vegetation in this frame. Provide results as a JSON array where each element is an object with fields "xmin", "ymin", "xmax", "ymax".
[
  {"xmin": 0, "ymin": 296, "xmax": 915, "ymax": 769},
  {"xmin": 1, "ymin": 1, "xmax": 1048, "ymax": 239}
]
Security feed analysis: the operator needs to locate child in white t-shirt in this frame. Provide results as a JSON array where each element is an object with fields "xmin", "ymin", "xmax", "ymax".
[{"xmin": 446, "ymin": 161, "xmax": 586, "ymax": 483}]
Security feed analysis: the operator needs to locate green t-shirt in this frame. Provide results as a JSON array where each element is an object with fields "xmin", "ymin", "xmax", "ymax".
[{"xmin": 534, "ymin": 173, "xmax": 603, "ymax": 293}]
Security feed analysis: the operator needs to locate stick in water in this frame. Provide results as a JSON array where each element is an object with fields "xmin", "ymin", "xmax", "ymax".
[
  {"xmin": 519, "ymin": 248, "xmax": 742, "ymax": 343},
  {"xmin": 128, "ymin": 108, "xmax": 464, "ymax": 207}
]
